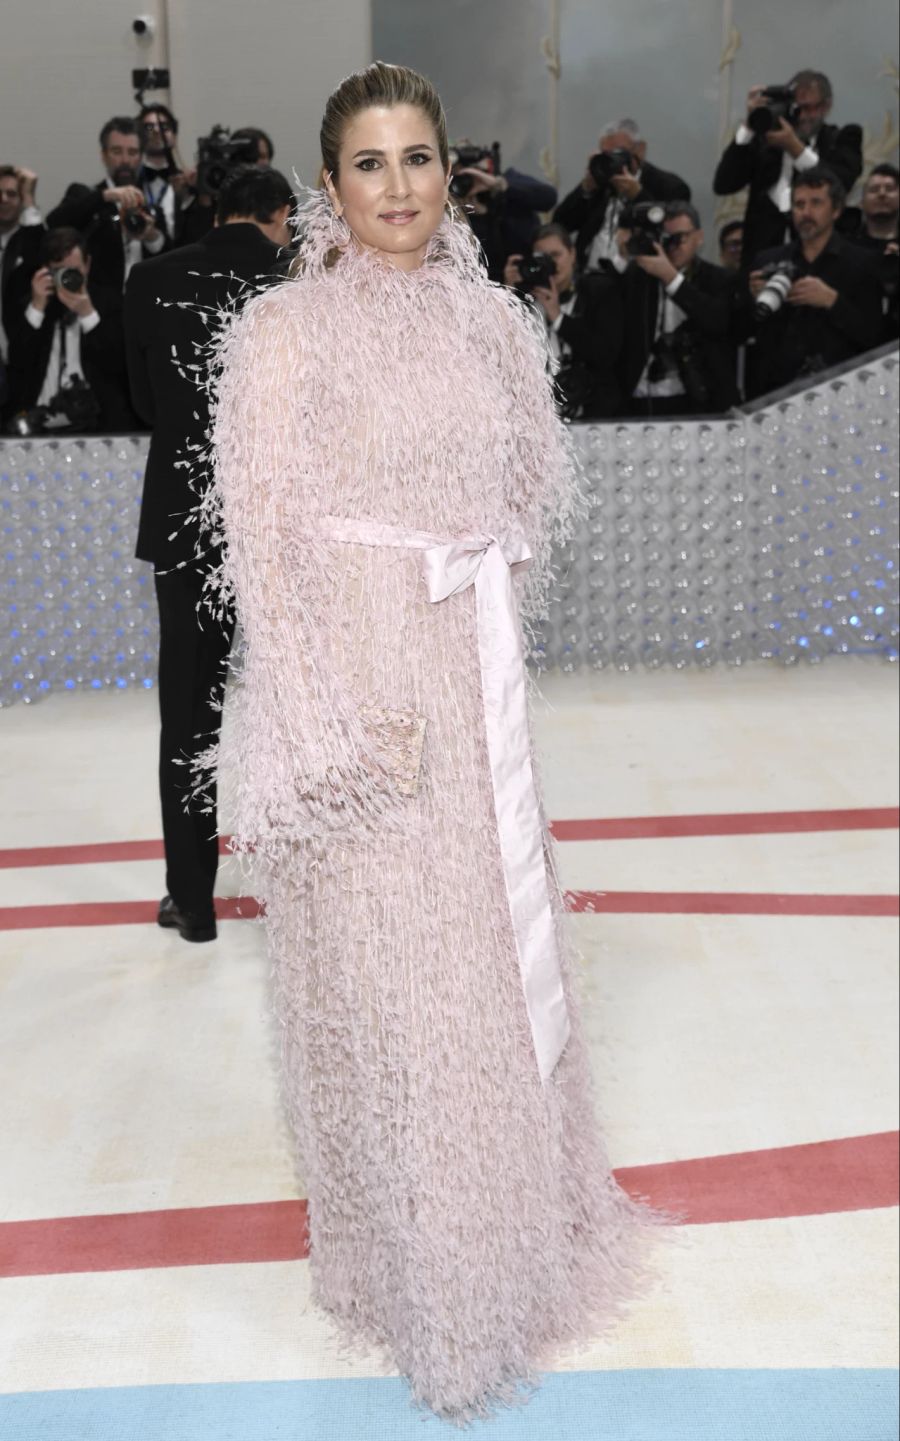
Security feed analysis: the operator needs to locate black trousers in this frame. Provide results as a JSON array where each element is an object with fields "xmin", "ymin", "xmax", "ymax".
[{"xmin": 154, "ymin": 568, "xmax": 235, "ymax": 918}]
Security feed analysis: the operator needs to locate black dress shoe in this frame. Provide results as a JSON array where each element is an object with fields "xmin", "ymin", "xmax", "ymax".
[{"xmin": 157, "ymin": 894, "xmax": 217, "ymax": 943}]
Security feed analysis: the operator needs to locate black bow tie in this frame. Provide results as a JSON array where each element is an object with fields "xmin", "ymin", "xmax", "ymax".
[{"xmin": 140, "ymin": 165, "xmax": 173, "ymax": 186}]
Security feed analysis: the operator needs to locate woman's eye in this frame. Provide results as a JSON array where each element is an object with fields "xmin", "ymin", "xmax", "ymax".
[
  {"xmin": 357, "ymin": 158, "xmax": 380, "ymax": 172},
  {"xmin": 407, "ymin": 153, "xmax": 430, "ymax": 165}
]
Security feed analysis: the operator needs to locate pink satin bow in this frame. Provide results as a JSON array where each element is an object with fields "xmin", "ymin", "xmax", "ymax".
[
  {"xmin": 423, "ymin": 532, "xmax": 570, "ymax": 1083},
  {"xmin": 306, "ymin": 517, "xmax": 571, "ymax": 1084}
]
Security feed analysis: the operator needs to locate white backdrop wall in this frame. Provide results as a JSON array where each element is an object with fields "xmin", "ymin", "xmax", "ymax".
[
  {"xmin": 0, "ymin": 0, "xmax": 372, "ymax": 220},
  {"xmin": 374, "ymin": 0, "xmax": 899, "ymax": 242}
]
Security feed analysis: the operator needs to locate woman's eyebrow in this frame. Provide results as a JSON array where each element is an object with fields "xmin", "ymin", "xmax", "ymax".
[{"xmin": 351, "ymin": 144, "xmax": 435, "ymax": 159}]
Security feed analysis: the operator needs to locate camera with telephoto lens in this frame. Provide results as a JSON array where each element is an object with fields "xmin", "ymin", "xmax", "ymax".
[
  {"xmin": 749, "ymin": 83, "xmax": 799, "ymax": 136},
  {"xmin": 49, "ymin": 266, "xmax": 86, "ymax": 294},
  {"xmin": 449, "ymin": 142, "xmax": 502, "ymax": 200},
  {"xmin": 623, "ymin": 201, "xmax": 668, "ymax": 256},
  {"xmin": 647, "ymin": 327, "xmax": 712, "ymax": 409},
  {"xmin": 588, "ymin": 147, "xmax": 633, "ymax": 186},
  {"xmin": 108, "ymin": 163, "xmax": 160, "ymax": 239},
  {"xmin": 196, "ymin": 125, "xmax": 260, "ymax": 198},
  {"xmin": 516, "ymin": 252, "xmax": 557, "ymax": 295},
  {"xmin": 754, "ymin": 259, "xmax": 799, "ymax": 319},
  {"xmin": 6, "ymin": 377, "xmax": 102, "ymax": 436}
]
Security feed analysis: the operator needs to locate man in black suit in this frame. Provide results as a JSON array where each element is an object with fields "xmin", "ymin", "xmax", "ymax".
[
  {"xmin": 554, "ymin": 119, "xmax": 690, "ymax": 273},
  {"xmin": 504, "ymin": 223, "xmax": 624, "ymax": 418},
  {"xmin": 1, "ymin": 165, "xmax": 45, "ymax": 357},
  {"xmin": 615, "ymin": 202, "xmax": 740, "ymax": 417},
  {"xmin": 5, "ymin": 226, "xmax": 134, "ymax": 431},
  {"xmin": 746, "ymin": 168, "xmax": 885, "ymax": 398},
  {"xmin": 714, "ymin": 70, "xmax": 863, "ymax": 270},
  {"xmin": 839, "ymin": 165, "xmax": 900, "ymax": 341},
  {"xmin": 125, "ymin": 164, "xmax": 292, "ymax": 942},
  {"xmin": 47, "ymin": 117, "xmax": 167, "ymax": 296}
]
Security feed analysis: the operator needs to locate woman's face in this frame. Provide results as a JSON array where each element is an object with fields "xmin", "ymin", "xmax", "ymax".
[{"xmin": 327, "ymin": 104, "xmax": 449, "ymax": 272}]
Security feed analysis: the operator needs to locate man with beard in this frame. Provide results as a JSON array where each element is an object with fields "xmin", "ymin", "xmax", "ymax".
[
  {"xmin": 47, "ymin": 117, "xmax": 166, "ymax": 294},
  {"xmin": 714, "ymin": 71, "xmax": 863, "ymax": 269},
  {"xmin": 841, "ymin": 165, "xmax": 899, "ymax": 341},
  {"xmin": 746, "ymin": 167, "xmax": 883, "ymax": 397}
]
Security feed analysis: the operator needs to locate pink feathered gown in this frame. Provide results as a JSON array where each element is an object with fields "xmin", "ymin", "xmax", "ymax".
[{"xmin": 199, "ymin": 192, "xmax": 664, "ymax": 1421}]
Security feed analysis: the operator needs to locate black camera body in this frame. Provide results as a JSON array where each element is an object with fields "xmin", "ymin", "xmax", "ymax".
[
  {"xmin": 7, "ymin": 377, "xmax": 101, "ymax": 436},
  {"xmin": 449, "ymin": 142, "xmax": 502, "ymax": 200},
  {"xmin": 196, "ymin": 125, "xmax": 260, "ymax": 198},
  {"xmin": 624, "ymin": 201, "xmax": 668, "ymax": 256},
  {"xmin": 517, "ymin": 252, "xmax": 557, "ymax": 294},
  {"xmin": 588, "ymin": 147, "xmax": 633, "ymax": 186},
  {"xmin": 749, "ymin": 84, "xmax": 799, "ymax": 136},
  {"xmin": 49, "ymin": 266, "xmax": 86, "ymax": 295}
]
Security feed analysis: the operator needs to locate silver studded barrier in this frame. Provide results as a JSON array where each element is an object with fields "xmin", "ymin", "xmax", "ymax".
[{"xmin": 1, "ymin": 347, "xmax": 898, "ymax": 705}]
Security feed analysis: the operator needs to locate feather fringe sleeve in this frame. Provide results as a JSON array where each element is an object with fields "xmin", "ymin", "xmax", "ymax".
[{"xmin": 191, "ymin": 288, "xmax": 401, "ymax": 855}]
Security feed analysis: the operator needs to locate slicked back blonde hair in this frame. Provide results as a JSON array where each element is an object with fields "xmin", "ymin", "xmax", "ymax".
[{"xmin": 319, "ymin": 61, "xmax": 450, "ymax": 184}]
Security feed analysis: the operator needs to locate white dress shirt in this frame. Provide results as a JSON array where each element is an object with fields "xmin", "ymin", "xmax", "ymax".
[
  {"xmin": 25, "ymin": 301, "xmax": 100, "ymax": 418},
  {"xmin": 734, "ymin": 122, "xmax": 820, "ymax": 215},
  {"xmin": 633, "ymin": 271, "xmax": 688, "ymax": 399},
  {"xmin": 584, "ymin": 169, "xmax": 644, "ymax": 272}
]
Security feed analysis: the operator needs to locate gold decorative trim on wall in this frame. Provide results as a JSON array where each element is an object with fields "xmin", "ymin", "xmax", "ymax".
[{"xmin": 539, "ymin": 0, "xmax": 561, "ymax": 189}]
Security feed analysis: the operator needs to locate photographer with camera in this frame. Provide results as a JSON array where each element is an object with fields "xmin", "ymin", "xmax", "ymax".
[
  {"xmin": 554, "ymin": 119, "xmax": 690, "ymax": 274},
  {"xmin": 840, "ymin": 165, "xmax": 900, "ymax": 341},
  {"xmin": 47, "ymin": 117, "xmax": 166, "ymax": 294},
  {"xmin": 746, "ymin": 167, "xmax": 884, "ymax": 398},
  {"xmin": 714, "ymin": 71, "xmax": 863, "ymax": 270},
  {"xmin": 124, "ymin": 164, "xmax": 292, "ymax": 942},
  {"xmin": 503, "ymin": 223, "xmax": 623, "ymax": 418},
  {"xmin": 450, "ymin": 142, "xmax": 557, "ymax": 282},
  {"xmin": 5, "ymin": 226, "xmax": 135, "ymax": 434},
  {"xmin": 0, "ymin": 165, "xmax": 45, "ymax": 377},
  {"xmin": 614, "ymin": 200, "xmax": 740, "ymax": 417}
]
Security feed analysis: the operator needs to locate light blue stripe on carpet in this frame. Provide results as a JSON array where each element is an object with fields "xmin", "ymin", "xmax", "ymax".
[{"xmin": 0, "ymin": 1370, "xmax": 897, "ymax": 1441}]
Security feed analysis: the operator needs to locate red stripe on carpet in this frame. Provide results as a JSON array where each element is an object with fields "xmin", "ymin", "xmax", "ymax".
[
  {"xmin": 0, "ymin": 1200, "xmax": 309, "ymax": 1278},
  {"xmin": 567, "ymin": 891, "xmax": 900, "ymax": 917},
  {"xmin": 2, "ymin": 891, "xmax": 896, "ymax": 929},
  {"xmin": 550, "ymin": 806, "xmax": 900, "ymax": 841},
  {"xmin": 0, "ymin": 897, "xmax": 262, "ymax": 931},
  {"xmin": 0, "ymin": 837, "xmax": 232, "ymax": 870},
  {"xmin": 618, "ymin": 1130, "xmax": 900, "ymax": 1226},
  {"xmin": 1, "ymin": 808, "xmax": 896, "ymax": 869},
  {"xmin": 1, "ymin": 1133, "xmax": 895, "ymax": 1278}
]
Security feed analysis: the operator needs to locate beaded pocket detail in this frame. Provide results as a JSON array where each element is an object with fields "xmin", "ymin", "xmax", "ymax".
[{"xmin": 359, "ymin": 706, "xmax": 428, "ymax": 798}]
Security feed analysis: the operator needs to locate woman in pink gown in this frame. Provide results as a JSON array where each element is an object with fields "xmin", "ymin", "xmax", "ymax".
[{"xmin": 201, "ymin": 61, "xmax": 664, "ymax": 1422}]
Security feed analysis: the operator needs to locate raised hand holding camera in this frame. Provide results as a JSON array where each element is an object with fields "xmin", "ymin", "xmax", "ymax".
[
  {"xmin": 29, "ymin": 267, "xmax": 55, "ymax": 313},
  {"xmin": 788, "ymin": 275, "xmax": 838, "ymax": 309},
  {"xmin": 634, "ymin": 241, "xmax": 678, "ymax": 285}
]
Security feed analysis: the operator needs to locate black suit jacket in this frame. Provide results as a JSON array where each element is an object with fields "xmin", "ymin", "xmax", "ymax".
[
  {"xmin": 5, "ymin": 280, "xmax": 135, "ymax": 429},
  {"xmin": 1, "ymin": 220, "xmax": 46, "ymax": 413},
  {"xmin": 619, "ymin": 256, "xmax": 740, "ymax": 412},
  {"xmin": 2, "ymin": 220, "xmax": 45, "ymax": 324},
  {"xmin": 554, "ymin": 160, "xmax": 691, "ymax": 269},
  {"xmin": 552, "ymin": 271, "xmax": 624, "ymax": 417},
  {"xmin": 125, "ymin": 222, "xmax": 282, "ymax": 569},
  {"xmin": 747, "ymin": 232, "xmax": 885, "ymax": 396},
  {"xmin": 47, "ymin": 181, "xmax": 169, "ymax": 293},
  {"xmin": 713, "ymin": 122, "xmax": 863, "ymax": 268}
]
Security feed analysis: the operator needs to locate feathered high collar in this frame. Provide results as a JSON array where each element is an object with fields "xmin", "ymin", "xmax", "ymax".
[{"xmin": 292, "ymin": 185, "xmax": 490, "ymax": 294}]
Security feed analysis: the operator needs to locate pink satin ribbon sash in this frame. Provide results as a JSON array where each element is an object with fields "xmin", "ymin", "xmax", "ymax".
[{"xmin": 306, "ymin": 515, "xmax": 570, "ymax": 1084}]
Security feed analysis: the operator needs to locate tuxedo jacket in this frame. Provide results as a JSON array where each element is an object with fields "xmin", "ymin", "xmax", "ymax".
[
  {"xmin": 125, "ymin": 222, "xmax": 282, "ymax": 569},
  {"xmin": 2, "ymin": 221, "xmax": 45, "ymax": 324},
  {"xmin": 713, "ymin": 122, "xmax": 864, "ymax": 267},
  {"xmin": 5, "ymin": 280, "xmax": 136, "ymax": 429},
  {"xmin": 554, "ymin": 160, "xmax": 691, "ymax": 269},
  {"xmin": 618, "ymin": 256, "xmax": 741, "ymax": 412},
  {"xmin": 47, "ymin": 181, "xmax": 170, "ymax": 293},
  {"xmin": 552, "ymin": 271, "xmax": 624, "ymax": 417}
]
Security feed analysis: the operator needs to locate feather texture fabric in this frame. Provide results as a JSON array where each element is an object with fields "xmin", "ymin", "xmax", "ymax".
[{"xmin": 198, "ymin": 191, "xmax": 668, "ymax": 1421}]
